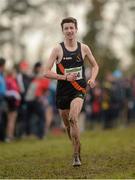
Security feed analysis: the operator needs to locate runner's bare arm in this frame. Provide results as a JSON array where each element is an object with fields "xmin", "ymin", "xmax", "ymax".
[
  {"xmin": 44, "ymin": 45, "xmax": 77, "ymax": 81},
  {"xmin": 83, "ymin": 44, "xmax": 99, "ymax": 88},
  {"xmin": 44, "ymin": 46, "xmax": 66, "ymax": 80}
]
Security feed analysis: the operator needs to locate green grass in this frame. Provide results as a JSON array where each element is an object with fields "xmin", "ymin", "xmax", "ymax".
[{"xmin": 0, "ymin": 127, "xmax": 135, "ymax": 179}]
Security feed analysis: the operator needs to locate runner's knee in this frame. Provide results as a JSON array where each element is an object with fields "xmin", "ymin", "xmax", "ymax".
[
  {"xmin": 65, "ymin": 123, "xmax": 70, "ymax": 130},
  {"xmin": 69, "ymin": 117, "xmax": 77, "ymax": 127},
  {"xmin": 72, "ymin": 133, "xmax": 80, "ymax": 144}
]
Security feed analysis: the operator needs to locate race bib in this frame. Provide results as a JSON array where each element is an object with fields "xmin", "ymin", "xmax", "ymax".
[{"xmin": 65, "ymin": 66, "xmax": 82, "ymax": 80}]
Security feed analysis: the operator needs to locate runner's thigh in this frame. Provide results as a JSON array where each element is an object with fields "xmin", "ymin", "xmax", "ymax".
[
  {"xmin": 70, "ymin": 98, "xmax": 84, "ymax": 119},
  {"xmin": 59, "ymin": 109, "xmax": 70, "ymax": 125}
]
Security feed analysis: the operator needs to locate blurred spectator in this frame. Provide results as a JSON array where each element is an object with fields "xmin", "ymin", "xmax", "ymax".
[
  {"xmin": 101, "ymin": 86, "xmax": 112, "ymax": 129},
  {"xmin": 43, "ymin": 80, "xmax": 58, "ymax": 134},
  {"xmin": 0, "ymin": 57, "xmax": 7, "ymax": 141},
  {"xmin": 90, "ymin": 83, "xmax": 102, "ymax": 129},
  {"xmin": 130, "ymin": 75, "xmax": 135, "ymax": 122},
  {"xmin": 25, "ymin": 61, "xmax": 50, "ymax": 139},
  {"xmin": 5, "ymin": 69, "xmax": 21, "ymax": 142},
  {"xmin": 121, "ymin": 78, "xmax": 133, "ymax": 126},
  {"xmin": 17, "ymin": 60, "xmax": 31, "ymax": 97},
  {"xmin": 85, "ymin": 81, "xmax": 102, "ymax": 130},
  {"xmin": 15, "ymin": 60, "xmax": 32, "ymax": 138}
]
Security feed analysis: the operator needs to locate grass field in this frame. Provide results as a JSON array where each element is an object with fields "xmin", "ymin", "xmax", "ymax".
[{"xmin": 0, "ymin": 127, "xmax": 135, "ymax": 179}]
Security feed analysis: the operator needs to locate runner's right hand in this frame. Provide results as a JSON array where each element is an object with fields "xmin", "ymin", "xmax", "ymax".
[{"xmin": 66, "ymin": 73, "xmax": 77, "ymax": 82}]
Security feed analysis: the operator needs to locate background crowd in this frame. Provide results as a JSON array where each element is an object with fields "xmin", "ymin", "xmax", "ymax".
[{"xmin": 0, "ymin": 57, "xmax": 135, "ymax": 143}]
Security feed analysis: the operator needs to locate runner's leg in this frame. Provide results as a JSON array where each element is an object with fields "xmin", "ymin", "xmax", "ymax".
[
  {"xmin": 59, "ymin": 109, "xmax": 71, "ymax": 140},
  {"xmin": 69, "ymin": 97, "xmax": 84, "ymax": 155}
]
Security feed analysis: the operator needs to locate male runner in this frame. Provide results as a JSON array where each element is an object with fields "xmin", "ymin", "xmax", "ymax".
[{"xmin": 44, "ymin": 17, "xmax": 99, "ymax": 166}]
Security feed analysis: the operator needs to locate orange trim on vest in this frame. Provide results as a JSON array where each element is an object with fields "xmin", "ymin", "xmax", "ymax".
[{"xmin": 57, "ymin": 63, "xmax": 86, "ymax": 94}]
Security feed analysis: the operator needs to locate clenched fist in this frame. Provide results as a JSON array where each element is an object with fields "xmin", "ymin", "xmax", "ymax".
[
  {"xmin": 66, "ymin": 73, "xmax": 77, "ymax": 82},
  {"xmin": 87, "ymin": 79, "xmax": 96, "ymax": 88}
]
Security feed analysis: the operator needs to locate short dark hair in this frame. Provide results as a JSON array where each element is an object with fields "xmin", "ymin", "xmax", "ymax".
[
  {"xmin": 34, "ymin": 61, "xmax": 42, "ymax": 69},
  {"xmin": 0, "ymin": 57, "xmax": 6, "ymax": 66},
  {"xmin": 61, "ymin": 17, "xmax": 78, "ymax": 30}
]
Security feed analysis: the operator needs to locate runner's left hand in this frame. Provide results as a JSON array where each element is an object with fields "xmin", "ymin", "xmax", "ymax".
[{"xmin": 87, "ymin": 79, "xmax": 96, "ymax": 88}]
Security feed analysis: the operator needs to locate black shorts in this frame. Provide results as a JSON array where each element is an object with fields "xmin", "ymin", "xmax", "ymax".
[
  {"xmin": 56, "ymin": 92, "xmax": 86, "ymax": 110},
  {"xmin": 6, "ymin": 96, "xmax": 19, "ymax": 112}
]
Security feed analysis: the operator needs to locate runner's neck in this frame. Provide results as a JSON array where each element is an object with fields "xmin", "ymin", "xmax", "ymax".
[{"xmin": 64, "ymin": 40, "xmax": 78, "ymax": 52}]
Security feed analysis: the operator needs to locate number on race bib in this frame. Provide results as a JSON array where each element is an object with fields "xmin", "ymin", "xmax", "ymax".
[{"xmin": 65, "ymin": 66, "xmax": 82, "ymax": 80}]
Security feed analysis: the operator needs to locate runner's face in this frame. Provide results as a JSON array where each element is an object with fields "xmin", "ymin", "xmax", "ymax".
[{"xmin": 62, "ymin": 23, "xmax": 77, "ymax": 40}]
